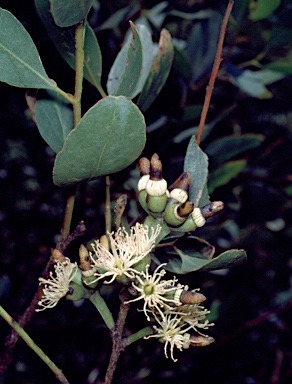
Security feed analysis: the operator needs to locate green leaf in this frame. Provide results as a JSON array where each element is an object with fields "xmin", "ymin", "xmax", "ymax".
[
  {"xmin": 137, "ymin": 29, "xmax": 174, "ymax": 112},
  {"xmin": 49, "ymin": 0, "xmax": 93, "ymax": 27},
  {"xmin": 107, "ymin": 22, "xmax": 143, "ymax": 98},
  {"xmin": 35, "ymin": 90, "xmax": 73, "ymax": 153},
  {"xmin": 132, "ymin": 25, "xmax": 154, "ymax": 98},
  {"xmin": 35, "ymin": 0, "xmax": 102, "ymax": 90},
  {"xmin": 205, "ymin": 134, "xmax": 264, "ymax": 164},
  {"xmin": 0, "ymin": 8, "xmax": 56, "ymax": 90},
  {"xmin": 165, "ymin": 244, "xmax": 246, "ymax": 274},
  {"xmin": 184, "ymin": 136, "xmax": 210, "ymax": 207},
  {"xmin": 249, "ymin": 0, "xmax": 280, "ymax": 21},
  {"xmin": 208, "ymin": 160, "xmax": 247, "ymax": 194},
  {"xmin": 154, "ymin": 235, "xmax": 214, "ymax": 274},
  {"xmin": 199, "ymin": 249, "xmax": 247, "ymax": 271},
  {"xmin": 53, "ymin": 96, "xmax": 146, "ymax": 186}
]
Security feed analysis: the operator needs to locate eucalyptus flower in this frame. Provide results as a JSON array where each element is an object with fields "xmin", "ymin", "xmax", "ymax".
[
  {"xmin": 145, "ymin": 313, "xmax": 195, "ymax": 361},
  {"xmin": 146, "ymin": 311, "xmax": 214, "ymax": 361},
  {"xmin": 90, "ymin": 223, "xmax": 161, "ymax": 284},
  {"xmin": 167, "ymin": 303, "xmax": 213, "ymax": 332},
  {"xmin": 36, "ymin": 258, "xmax": 78, "ymax": 311},
  {"xmin": 126, "ymin": 263, "xmax": 182, "ymax": 321}
]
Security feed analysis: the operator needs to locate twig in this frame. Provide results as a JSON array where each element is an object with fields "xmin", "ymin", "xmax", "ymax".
[
  {"xmin": 196, "ymin": 0, "xmax": 234, "ymax": 147},
  {"xmin": 0, "ymin": 306, "xmax": 70, "ymax": 384},
  {"xmin": 105, "ymin": 176, "xmax": 112, "ymax": 233},
  {"xmin": 73, "ymin": 22, "xmax": 85, "ymax": 126},
  {"xmin": 103, "ymin": 289, "xmax": 131, "ymax": 384}
]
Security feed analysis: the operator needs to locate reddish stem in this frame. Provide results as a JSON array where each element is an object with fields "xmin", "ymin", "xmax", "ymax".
[{"xmin": 196, "ymin": 0, "xmax": 234, "ymax": 147}]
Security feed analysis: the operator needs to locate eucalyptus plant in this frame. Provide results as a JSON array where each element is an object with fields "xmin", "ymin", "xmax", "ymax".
[{"xmin": 0, "ymin": 1, "xmax": 246, "ymax": 383}]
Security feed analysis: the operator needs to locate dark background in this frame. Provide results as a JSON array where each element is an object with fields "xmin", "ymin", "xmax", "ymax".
[{"xmin": 0, "ymin": 1, "xmax": 292, "ymax": 383}]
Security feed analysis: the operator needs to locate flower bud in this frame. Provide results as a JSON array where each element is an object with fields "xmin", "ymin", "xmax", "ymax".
[
  {"xmin": 174, "ymin": 207, "xmax": 204, "ymax": 232},
  {"xmin": 146, "ymin": 194, "xmax": 168, "ymax": 214},
  {"xmin": 200, "ymin": 201, "xmax": 224, "ymax": 218},
  {"xmin": 138, "ymin": 157, "xmax": 150, "ymax": 191},
  {"xmin": 51, "ymin": 248, "xmax": 67, "ymax": 263},
  {"xmin": 79, "ymin": 244, "xmax": 100, "ymax": 288},
  {"xmin": 168, "ymin": 172, "xmax": 191, "ymax": 204},
  {"xmin": 179, "ymin": 289, "xmax": 206, "ymax": 304},
  {"xmin": 100, "ymin": 235, "xmax": 109, "ymax": 250},
  {"xmin": 189, "ymin": 334, "xmax": 215, "ymax": 347},
  {"xmin": 138, "ymin": 189, "xmax": 150, "ymax": 212},
  {"xmin": 164, "ymin": 201, "xmax": 194, "ymax": 227},
  {"xmin": 172, "ymin": 288, "xmax": 206, "ymax": 305},
  {"xmin": 79, "ymin": 244, "xmax": 91, "ymax": 271},
  {"xmin": 145, "ymin": 154, "xmax": 168, "ymax": 197}
]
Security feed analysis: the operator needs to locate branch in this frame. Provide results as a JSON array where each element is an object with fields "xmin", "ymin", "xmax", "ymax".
[
  {"xmin": 196, "ymin": 0, "xmax": 234, "ymax": 147},
  {"xmin": 103, "ymin": 289, "xmax": 131, "ymax": 384}
]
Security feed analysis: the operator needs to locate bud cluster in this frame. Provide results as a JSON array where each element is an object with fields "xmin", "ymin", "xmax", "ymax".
[{"xmin": 138, "ymin": 154, "xmax": 224, "ymax": 232}]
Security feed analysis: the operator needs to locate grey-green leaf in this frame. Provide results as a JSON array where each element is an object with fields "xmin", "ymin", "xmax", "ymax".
[
  {"xmin": 200, "ymin": 249, "xmax": 247, "ymax": 271},
  {"xmin": 35, "ymin": 90, "xmax": 74, "ymax": 153},
  {"xmin": 0, "ymin": 8, "xmax": 56, "ymax": 90},
  {"xmin": 137, "ymin": 28, "xmax": 174, "ymax": 112},
  {"xmin": 166, "ymin": 247, "xmax": 247, "ymax": 274},
  {"xmin": 53, "ymin": 96, "xmax": 146, "ymax": 186},
  {"xmin": 35, "ymin": 0, "xmax": 102, "ymax": 90},
  {"xmin": 184, "ymin": 136, "xmax": 210, "ymax": 207},
  {"xmin": 107, "ymin": 21, "xmax": 143, "ymax": 98},
  {"xmin": 49, "ymin": 0, "xmax": 93, "ymax": 27},
  {"xmin": 132, "ymin": 24, "xmax": 154, "ymax": 98}
]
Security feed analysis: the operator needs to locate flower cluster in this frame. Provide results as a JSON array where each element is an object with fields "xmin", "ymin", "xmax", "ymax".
[
  {"xmin": 35, "ymin": 153, "xmax": 217, "ymax": 361},
  {"xmin": 127, "ymin": 262, "xmax": 214, "ymax": 361}
]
